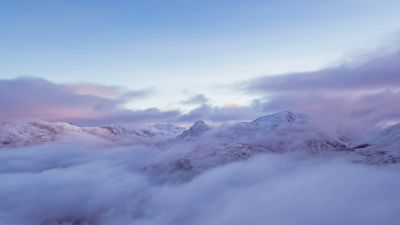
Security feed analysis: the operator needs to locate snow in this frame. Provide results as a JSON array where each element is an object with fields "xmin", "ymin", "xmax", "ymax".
[
  {"xmin": 1, "ymin": 111, "xmax": 399, "ymax": 166},
  {"xmin": 0, "ymin": 119, "xmax": 184, "ymax": 148},
  {"xmin": 1, "ymin": 112, "xmax": 400, "ymax": 224},
  {"xmin": 175, "ymin": 120, "xmax": 210, "ymax": 140},
  {"xmin": 352, "ymin": 123, "xmax": 400, "ymax": 163}
]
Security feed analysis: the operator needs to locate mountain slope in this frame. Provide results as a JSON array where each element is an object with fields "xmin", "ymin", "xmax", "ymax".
[
  {"xmin": 175, "ymin": 120, "xmax": 210, "ymax": 141},
  {"xmin": 158, "ymin": 112, "xmax": 352, "ymax": 176},
  {"xmin": 353, "ymin": 123, "xmax": 400, "ymax": 164},
  {"xmin": 0, "ymin": 119, "xmax": 184, "ymax": 148},
  {"xmin": 2, "ymin": 112, "xmax": 399, "ymax": 168},
  {"xmin": 0, "ymin": 119, "xmax": 83, "ymax": 148}
]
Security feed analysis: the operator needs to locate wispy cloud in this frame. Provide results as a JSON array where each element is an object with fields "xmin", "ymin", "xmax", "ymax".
[
  {"xmin": 241, "ymin": 47, "xmax": 400, "ymax": 129},
  {"xmin": 0, "ymin": 77, "xmax": 268, "ymax": 125},
  {"xmin": 0, "ymin": 77, "xmax": 178, "ymax": 125},
  {"xmin": 243, "ymin": 49, "xmax": 400, "ymax": 94},
  {"xmin": 180, "ymin": 94, "xmax": 209, "ymax": 105},
  {"xmin": 178, "ymin": 102, "xmax": 264, "ymax": 123}
]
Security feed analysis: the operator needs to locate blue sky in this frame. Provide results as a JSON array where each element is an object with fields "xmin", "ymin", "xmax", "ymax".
[{"xmin": 1, "ymin": 0, "xmax": 400, "ymax": 111}]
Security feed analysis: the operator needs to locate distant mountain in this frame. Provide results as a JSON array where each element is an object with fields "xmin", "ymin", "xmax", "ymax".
[
  {"xmin": 145, "ymin": 123, "xmax": 186, "ymax": 137},
  {"xmin": 249, "ymin": 111, "xmax": 308, "ymax": 129},
  {"xmin": 168, "ymin": 112, "xmax": 350, "ymax": 173},
  {"xmin": 218, "ymin": 111, "xmax": 308, "ymax": 138},
  {"xmin": 175, "ymin": 120, "xmax": 210, "ymax": 140},
  {"xmin": 0, "ymin": 119, "xmax": 85, "ymax": 148},
  {"xmin": 0, "ymin": 119, "xmax": 184, "ymax": 148},
  {"xmin": 2, "ymin": 111, "xmax": 400, "ymax": 169}
]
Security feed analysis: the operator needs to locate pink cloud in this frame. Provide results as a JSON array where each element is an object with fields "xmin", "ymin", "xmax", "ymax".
[{"xmin": 0, "ymin": 77, "xmax": 177, "ymax": 125}]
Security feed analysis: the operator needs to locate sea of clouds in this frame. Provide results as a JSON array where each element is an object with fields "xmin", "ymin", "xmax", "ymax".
[{"xmin": 0, "ymin": 142, "xmax": 399, "ymax": 225}]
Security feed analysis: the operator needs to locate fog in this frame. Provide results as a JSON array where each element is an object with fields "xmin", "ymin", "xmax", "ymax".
[{"xmin": 0, "ymin": 142, "xmax": 399, "ymax": 225}]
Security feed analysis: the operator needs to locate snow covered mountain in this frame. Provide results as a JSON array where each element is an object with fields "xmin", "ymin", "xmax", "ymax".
[
  {"xmin": 175, "ymin": 120, "xmax": 210, "ymax": 140},
  {"xmin": 351, "ymin": 123, "xmax": 400, "ymax": 164},
  {"xmin": 145, "ymin": 123, "xmax": 186, "ymax": 137},
  {"xmin": 1, "ymin": 111, "xmax": 399, "ymax": 169},
  {"xmin": 164, "ymin": 111, "xmax": 351, "ymax": 174},
  {"xmin": 145, "ymin": 111, "xmax": 398, "ymax": 180},
  {"xmin": 248, "ymin": 110, "xmax": 308, "ymax": 129},
  {"xmin": 217, "ymin": 111, "xmax": 308, "ymax": 138},
  {"xmin": 0, "ymin": 119, "xmax": 184, "ymax": 148},
  {"xmin": 0, "ymin": 119, "xmax": 77, "ymax": 148}
]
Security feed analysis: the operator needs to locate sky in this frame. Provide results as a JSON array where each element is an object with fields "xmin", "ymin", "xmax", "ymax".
[
  {"xmin": 1, "ymin": 0, "xmax": 400, "ymax": 126},
  {"xmin": 3, "ymin": 2, "xmax": 400, "ymax": 224}
]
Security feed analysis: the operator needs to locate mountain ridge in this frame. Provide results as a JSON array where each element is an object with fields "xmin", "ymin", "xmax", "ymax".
[{"xmin": 1, "ymin": 111, "xmax": 399, "ymax": 166}]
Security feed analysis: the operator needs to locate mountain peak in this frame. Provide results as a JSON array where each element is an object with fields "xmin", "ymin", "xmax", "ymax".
[
  {"xmin": 250, "ymin": 111, "xmax": 308, "ymax": 129},
  {"xmin": 176, "ymin": 120, "xmax": 210, "ymax": 140},
  {"xmin": 192, "ymin": 120, "xmax": 208, "ymax": 128},
  {"xmin": 187, "ymin": 120, "xmax": 210, "ymax": 134}
]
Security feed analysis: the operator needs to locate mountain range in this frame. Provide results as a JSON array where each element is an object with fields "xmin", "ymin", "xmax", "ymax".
[{"xmin": 1, "ymin": 111, "xmax": 399, "ymax": 171}]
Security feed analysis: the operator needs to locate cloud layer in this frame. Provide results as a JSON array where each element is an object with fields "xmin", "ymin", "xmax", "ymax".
[
  {"xmin": 178, "ymin": 102, "xmax": 264, "ymax": 123},
  {"xmin": 242, "ymin": 48, "xmax": 400, "ymax": 129},
  {"xmin": 0, "ymin": 77, "xmax": 264, "ymax": 125},
  {"xmin": 180, "ymin": 94, "xmax": 209, "ymax": 105},
  {"xmin": 246, "ymin": 51, "xmax": 400, "ymax": 93},
  {"xmin": 0, "ymin": 77, "xmax": 179, "ymax": 125},
  {"xmin": 2, "ymin": 45, "xmax": 400, "ymax": 128},
  {"xmin": 0, "ymin": 143, "xmax": 399, "ymax": 225}
]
